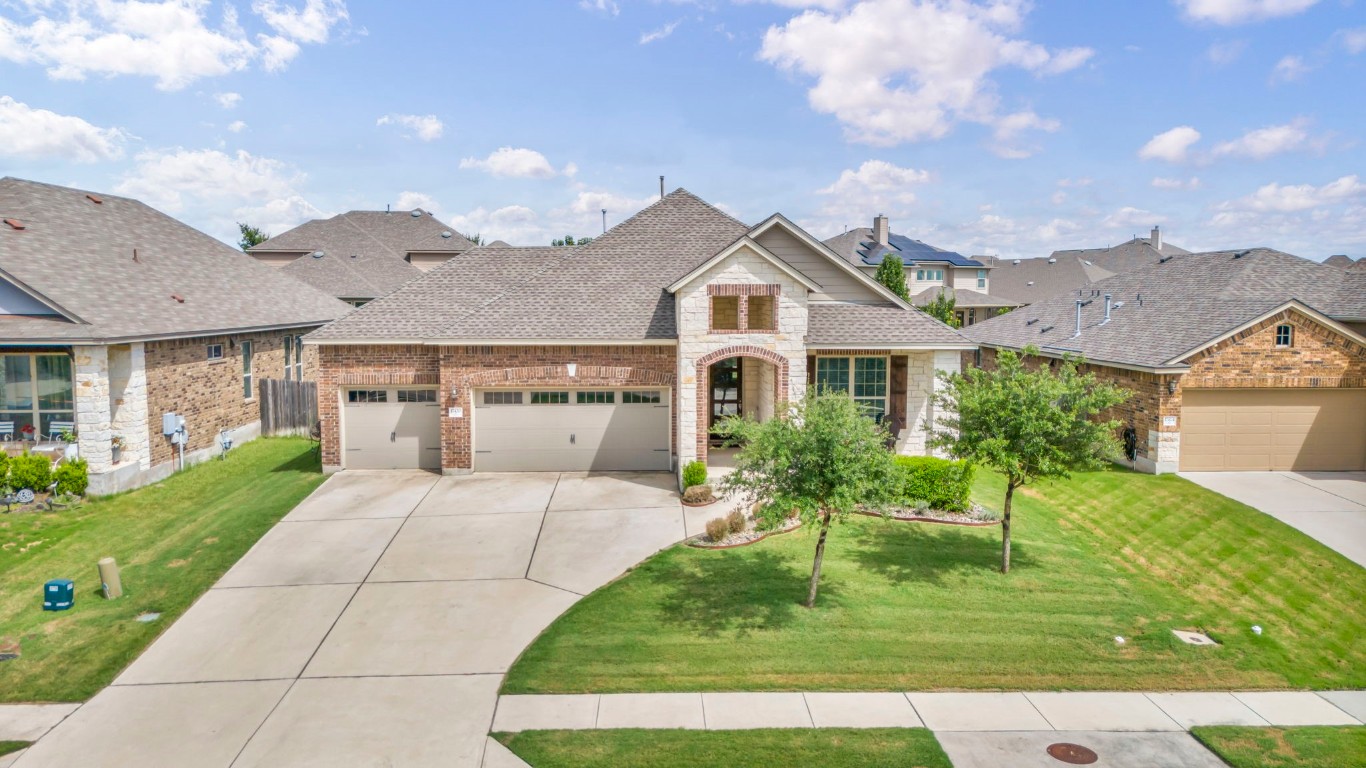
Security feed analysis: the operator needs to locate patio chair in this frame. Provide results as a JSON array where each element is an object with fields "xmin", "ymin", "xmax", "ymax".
[
  {"xmin": 0, "ymin": 422, "xmax": 13, "ymax": 442},
  {"xmin": 309, "ymin": 420, "xmax": 322, "ymax": 459},
  {"xmin": 42, "ymin": 421, "xmax": 76, "ymax": 443}
]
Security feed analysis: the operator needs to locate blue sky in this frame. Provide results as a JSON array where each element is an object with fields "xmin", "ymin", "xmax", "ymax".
[{"xmin": 1, "ymin": 0, "xmax": 1362, "ymax": 260}]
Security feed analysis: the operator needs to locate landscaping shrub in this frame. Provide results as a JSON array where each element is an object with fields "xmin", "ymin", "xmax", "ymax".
[
  {"xmin": 726, "ymin": 508, "xmax": 746, "ymax": 534},
  {"xmin": 894, "ymin": 456, "xmax": 974, "ymax": 512},
  {"xmin": 682, "ymin": 460, "xmax": 708, "ymax": 489},
  {"xmin": 53, "ymin": 458, "xmax": 89, "ymax": 497},
  {"xmin": 0, "ymin": 450, "xmax": 9, "ymax": 486},
  {"xmin": 682, "ymin": 485, "xmax": 714, "ymax": 505},
  {"xmin": 704, "ymin": 517, "xmax": 730, "ymax": 542},
  {"xmin": 9, "ymin": 451, "xmax": 53, "ymax": 492}
]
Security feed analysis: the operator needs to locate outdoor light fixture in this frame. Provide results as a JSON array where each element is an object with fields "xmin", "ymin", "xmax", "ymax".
[
  {"xmin": 567, "ymin": 363, "xmax": 577, "ymax": 377},
  {"xmin": 219, "ymin": 429, "xmax": 233, "ymax": 459},
  {"xmin": 1167, "ymin": 380, "xmax": 1177, "ymax": 395}
]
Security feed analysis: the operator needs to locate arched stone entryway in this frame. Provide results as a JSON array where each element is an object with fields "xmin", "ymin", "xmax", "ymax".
[{"xmin": 694, "ymin": 345, "xmax": 790, "ymax": 466}]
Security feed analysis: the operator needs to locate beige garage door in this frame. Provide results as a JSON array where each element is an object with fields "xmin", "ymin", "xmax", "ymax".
[
  {"xmin": 343, "ymin": 388, "xmax": 441, "ymax": 470},
  {"xmin": 474, "ymin": 388, "xmax": 671, "ymax": 472},
  {"xmin": 1180, "ymin": 389, "xmax": 1366, "ymax": 471}
]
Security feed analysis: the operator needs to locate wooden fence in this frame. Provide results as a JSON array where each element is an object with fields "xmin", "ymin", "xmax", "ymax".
[{"xmin": 259, "ymin": 378, "xmax": 318, "ymax": 436}]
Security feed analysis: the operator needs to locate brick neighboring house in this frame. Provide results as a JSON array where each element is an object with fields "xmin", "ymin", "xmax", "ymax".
[
  {"xmin": 986, "ymin": 226, "xmax": 1190, "ymax": 307},
  {"xmin": 248, "ymin": 209, "xmax": 476, "ymax": 306},
  {"xmin": 306, "ymin": 190, "xmax": 974, "ymax": 479},
  {"xmin": 0, "ymin": 177, "xmax": 350, "ymax": 494},
  {"xmin": 824, "ymin": 215, "xmax": 1020, "ymax": 326},
  {"xmin": 966, "ymin": 248, "xmax": 1366, "ymax": 473}
]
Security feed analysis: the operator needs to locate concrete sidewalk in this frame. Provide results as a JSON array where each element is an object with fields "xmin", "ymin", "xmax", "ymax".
[{"xmin": 493, "ymin": 690, "xmax": 1365, "ymax": 732}]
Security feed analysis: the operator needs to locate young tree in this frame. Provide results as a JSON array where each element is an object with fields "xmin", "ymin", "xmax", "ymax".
[
  {"xmin": 874, "ymin": 254, "xmax": 909, "ymax": 301},
  {"xmin": 928, "ymin": 346, "xmax": 1129, "ymax": 573},
  {"xmin": 921, "ymin": 290, "xmax": 961, "ymax": 328},
  {"xmin": 552, "ymin": 235, "xmax": 593, "ymax": 246},
  {"xmin": 715, "ymin": 391, "xmax": 898, "ymax": 607},
  {"xmin": 237, "ymin": 222, "xmax": 269, "ymax": 251},
  {"xmin": 461, "ymin": 232, "xmax": 485, "ymax": 246}
]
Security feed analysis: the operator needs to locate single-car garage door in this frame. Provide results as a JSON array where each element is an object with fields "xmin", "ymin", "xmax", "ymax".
[
  {"xmin": 474, "ymin": 388, "xmax": 671, "ymax": 472},
  {"xmin": 1180, "ymin": 389, "xmax": 1366, "ymax": 471},
  {"xmin": 343, "ymin": 388, "xmax": 441, "ymax": 469}
]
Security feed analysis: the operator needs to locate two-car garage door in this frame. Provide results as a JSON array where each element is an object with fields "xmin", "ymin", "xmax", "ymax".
[
  {"xmin": 474, "ymin": 388, "xmax": 671, "ymax": 472},
  {"xmin": 1180, "ymin": 389, "xmax": 1366, "ymax": 471}
]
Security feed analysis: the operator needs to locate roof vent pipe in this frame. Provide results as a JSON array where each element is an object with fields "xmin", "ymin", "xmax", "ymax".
[
  {"xmin": 1073, "ymin": 299, "xmax": 1084, "ymax": 338},
  {"xmin": 1102, "ymin": 293, "xmax": 1112, "ymax": 324}
]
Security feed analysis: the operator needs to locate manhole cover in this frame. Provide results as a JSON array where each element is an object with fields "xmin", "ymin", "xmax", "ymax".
[
  {"xmin": 1047, "ymin": 743, "xmax": 1099, "ymax": 764},
  {"xmin": 135, "ymin": 612, "xmax": 161, "ymax": 623},
  {"xmin": 1172, "ymin": 629, "xmax": 1218, "ymax": 646}
]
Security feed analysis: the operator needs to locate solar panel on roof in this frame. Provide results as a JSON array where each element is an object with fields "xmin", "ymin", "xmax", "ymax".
[{"xmin": 857, "ymin": 233, "xmax": 982, "ymax": 267}]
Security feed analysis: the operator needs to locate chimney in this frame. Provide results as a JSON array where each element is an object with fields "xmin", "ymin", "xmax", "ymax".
[
  {"xmin": 1151, "ymin": 225, "xmax": 1162, "ymax": 252},
  {"xmin": 1102, "ymin": 293, "xmax": 1112, "ymax": 324},
  {"xmin": 873, "ymin": 214, "xmax": 889, "ymax": 246},
  {"xmin": 1073, "ymin": 299, "xmax": 1084, "ymax": 338}
]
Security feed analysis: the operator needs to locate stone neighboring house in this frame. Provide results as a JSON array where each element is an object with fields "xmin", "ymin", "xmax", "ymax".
[
  {"xmin": 248, "ymin": 209, "xmax": 476, "ymax": 306},
  {"xmin": 967, "ymin": 248, "xmax": 1366, "ymax": 474},
  {"xmin": 306, "ymin": 190, "xmax": 973, "ymax": 478},
  {"xmin": 825, "ymin": 215, "xmax": 1020, "ymax": 326},
  {"xmin": 987, "ymin": 226, "xmax": 1189, "ymax": 306},
  {"xmin": 0, "ymin": 177, "xmax": 350, "ymax": 494}
]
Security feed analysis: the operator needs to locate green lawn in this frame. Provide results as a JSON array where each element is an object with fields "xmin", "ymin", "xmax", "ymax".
[
  {"xmin": 1191, "ymin": 726, "xmax": 1366, "ymax": 768},
  {"xmin": 0, "ymin": 438, "xmax": 325, "ymax": 702},
  {"xmin": 504, "ymin": 468, "xmax": 1365, "ymax": 693},
  {"xmin": 493, "ymin": 729, "xmax": 951, "ymax": 768}
]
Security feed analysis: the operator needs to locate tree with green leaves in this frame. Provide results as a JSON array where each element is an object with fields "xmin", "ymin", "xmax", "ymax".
[
  {"xmin": 928, "ymin": 346, "xmax": 1130, "ymax": 573},
  {"xmin": 461, "ymin": 232, "xmax": 485, "ymax": 246},
  {"xmin": 552, "ymin": 234, "xmax": 594, "ymax": 247},
  {"xmin": 921, "ymin": 290, "xmax": 961, "ymax": 328},
  {"xmin": 874, "ymin": 254, "xmax": 909, "ymax": 301},
  {"xmin": 237, "ymin": 222, "xmax": 269, "ymax": 251},
  {"xmin": 715, "ymin": 391, "xmax": 898, "ymax": 607}
]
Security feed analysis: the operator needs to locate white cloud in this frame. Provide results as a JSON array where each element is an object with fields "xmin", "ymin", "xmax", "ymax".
[
  {"xmin": 394, "ymin": 190, "xmax": 441, "ymax": 217},
  {"xmin": 807, "ymin": 160, "xmax": 931, "ymax": 231},
  {"xmin": 1269, "ymin": 54, "xmax": 1311, "ymax": 83},
  {"xmin": 227, "ymin": 119, "xmax": 247, "ymax": 132},
  {"xmin": 0, "ymin": 0, "xmax": 348, "ymax": 90},
  {"xmin": 1211, "ymin": 118, "xmax": 1310, "ymax": 159},
  {"xmin": 1219, "ymin": 175, "xmax": 1364, "ymax": 213},
  {"xmin": 1138, "ymin": 125, "xmax": 1202, "ymax": 163},
  {"xmin": 640, "ymin": 19, "xmax": 681, "ymax": 44},
  {"xmin": 0, "ymin": 96, "xmax": 127, "ymax": 162},
  {"xmin": 441, "ymin": 189, "xmax": 655, "ymax": 245},
  {"xmin": 1152, "ymin": 176, "xmax": 1201, "ymax": 189},
  {"xmin": 1205, "ymin": 39, "xmax": 1247, "ymax": 65},
  {"xmin": 1057, "ymin": 177, "xmax": 1092, "ymax": 188},
  {"xmin": 376, "ymin": 113, "xmax": 444, "ymax": 141},
  {"xmin": 1339, "ymin": 27, "xmax": 1366, "ymax": 55},
  {"xmin": 758, "ymin": 0, "xmax": 1093, "ymax": 147},
  {"xmin": 1175, "ymin": 0, "xmax": 1319, "ymax": 25},
  {"xmin": 214, "ymin": 91, "xmax": 242, "ymax": 109},
  {"xmin": 1100, "ymin": 206, "xmax": 1164, "ymax": 230},
  {"xmin": 115, "ymin": 146, "xmax": 323, "ymax": 239},
  {"xmin": 578, "ymin": 0, "xmax": 619, "ymax": 15},
  {"xmin": 989, "ymin": 110, "xmax": 1061, "ymax": 158},
  {"xmin": 459, "ymin": 147, "xmax": 574, "ymax": 179}
]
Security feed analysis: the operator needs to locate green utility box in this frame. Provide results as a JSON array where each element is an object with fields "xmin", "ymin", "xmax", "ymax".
[{"xmin": 44, "ymin": 579, "xmax": 74, "ymax": 611}]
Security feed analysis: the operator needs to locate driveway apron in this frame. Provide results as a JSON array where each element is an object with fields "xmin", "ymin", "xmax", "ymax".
[{"xmin": 16, "ymin": 470, "xmax": 685, "ymax": 768}]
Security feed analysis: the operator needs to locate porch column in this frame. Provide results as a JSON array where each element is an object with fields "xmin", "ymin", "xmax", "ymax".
[
  {"xmin": 73, "ymin": 345, "xmax": 114, "ymax": 473},
  {"xmin": 108, "ymin": 343, "xmax": 151, "ymax": 470},
  {"xmin": 929, "ymin": 350, "xmax": 961, "ymax": 459}
]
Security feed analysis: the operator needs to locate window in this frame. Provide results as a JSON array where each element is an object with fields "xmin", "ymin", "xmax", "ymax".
[
  {"xmin": 0, "ymin": 353, "xmax": 73, "ymax": 439},
  {"xmin": 531, "ymin": 391, "xmax": 569, "ymax": 404},
  {"xmin": 283, "ymin": 335, "xmax": 292, "ymax": 381},
  {"xmin": 206, "ymin": 344, "xmax": 224, "ymax": 361},
  {"xmin": 241, "ymin": 341, "xmax": 253, "ymax": 400},
  {"xmin": 482, "ymin": 391, "xmax": 523, "ymax": 405},
  {"xmin": 1275, "ymin": 324, "xmax": 1294, "ymax": 347},
  {"xmin": 977, "ymin": 269, "xmax": 987, "ymax": 289},
  {"xmin": 916, "ymin": 269, "xmax": 924, "ymax": 281},
  {"xmin": 974, "ymin": 349, "xmax": 983, "ymax": 367},
  {"xmin": 576, "ymin": 391, "xmax": 615, "ymax": 404},
  {"xmin": 711, "ymin": 295, "xmax": 740, "ymax": 331},
  {"xmin": 622, "ymin": 390, "xmax": 661, "ymax": 404},
  {"xmin": 916, "ymin": 269, "xmax": 943, "ymax": 282},
  {"xmin": 815, "ymin": 356, "xmax": 888, "ymax": 421},
  {"xmin": 747, "ymin": 295, "xmax": 776, "ymax": 331},
  {"xmin": 397, "ymin": 389, "xmax": 436, "ymax": 403},
  {"xmin": 293, "ymin": 336, "xmax": 304, "ymax": 380},
  {"xmin": 347, "ymin": 390, "xmax": 387, "ymax": 403}
]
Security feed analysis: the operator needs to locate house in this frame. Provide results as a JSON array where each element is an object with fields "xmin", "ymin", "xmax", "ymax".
[
  {"xmin": 988, "ymin": 226, "xmax": 1189, "ymax": 306},
  {"xmin": 305, "ymin": 190, "xmax": 974, "ymax": 477},
  {"xmin": 966, "ymin": 248, "xmax": 1366, "ymax": 473},
  {"xmin": 248, "ymin": 209, "xmax": 476, "ymax": 306},
  {"xmin": 0, "ymin": 177, "xmax": 350, "ymax": 494},
  {"xmin": 824, "ymin": 215, "xmax": 1020, "ymax": 326}
]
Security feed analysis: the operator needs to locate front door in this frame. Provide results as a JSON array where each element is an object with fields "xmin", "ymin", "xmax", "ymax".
[{"xmin": 709, "ymin": 358, "xmax": 742, "ymax": 445}]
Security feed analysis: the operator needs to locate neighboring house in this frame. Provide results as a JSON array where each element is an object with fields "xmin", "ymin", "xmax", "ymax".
[
  {"xmin": 248, "ymin": 209, "xmax": 475, "ymax": 306},
  {"xmin": 967, "ymin": 248, "xmax": 1366, "ymax": 474},
  {"xmin": 306, "ymin": 190, "xmax": 973, "ymax": 478},
  {"xmin": 988, "ymin": 227, "xmax": 1189, "ymax": 306},
  {"xmin": 824, "ymin": 215, "xmax": 1020, "ymax": 326},
  {"xmin": 0, "ymin": 178, "xmax": 350, "ymax": 494}
]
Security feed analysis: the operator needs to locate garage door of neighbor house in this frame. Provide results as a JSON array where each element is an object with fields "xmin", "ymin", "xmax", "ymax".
[
  {"xmin": 473, "ymin": 388, "xmax": 671, "ymax": 472},
  {"xmin": 1180, "ymin": 389, "xmax": 1366, "ymax": 472},
  {"xmin": 342, "ymin": 388, "xmax": 442, "ymax": 470}
]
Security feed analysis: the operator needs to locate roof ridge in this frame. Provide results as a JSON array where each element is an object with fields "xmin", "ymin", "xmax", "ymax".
[{"xmin": 338, "ymin": 212, "xmax": 407, "ymax": 260}]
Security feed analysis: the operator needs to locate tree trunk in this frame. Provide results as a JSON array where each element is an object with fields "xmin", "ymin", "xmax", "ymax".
[
  {"xmin": 1001, "ymin": 482, "xmax": 1015, "ymax": 574},
  {"xmin": 805, "ymin": 509, "xmax": 833, "ymax": 608}
]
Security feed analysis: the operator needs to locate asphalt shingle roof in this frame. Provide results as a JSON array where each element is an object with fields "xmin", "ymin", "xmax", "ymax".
[
  {"xmin": 0, "ymin": 177, "xmax": 349, "ymax": 343},
  {"xmin": 806, "ymin": 303, "xmax": 972, "ymax": 346},
  {"xmin": 824, "ymin": 227, "xmax": 983, "ymax": 268},
  {"xmin": 911, "ymin": 286, "xmax": 1020, "ymax": 309},
  {"xmin": 986, "ymin": 236, "xmax": 1190, "ymax": 305},
  {"xmin": 966, "ymin": 248, "xmax": 1366, "ymax": 369}
]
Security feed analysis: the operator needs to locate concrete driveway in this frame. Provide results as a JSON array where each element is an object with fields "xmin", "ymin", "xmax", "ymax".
[
  {"xmin": 1180, "ymin": 471, "xmax": 1366, "ymax": 567},
  {"xmin": 16, "ymin": 470, "xmax": 690, "ymax": 768}
]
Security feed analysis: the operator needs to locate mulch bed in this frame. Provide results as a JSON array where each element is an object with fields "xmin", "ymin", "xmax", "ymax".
[
  {"xmin": 688, "ymin": 516, "xmax": 803, "ymax": 549},
  {"xmin": 855, "ymin": 502, "xmax": 1000, "ymax": 527}
]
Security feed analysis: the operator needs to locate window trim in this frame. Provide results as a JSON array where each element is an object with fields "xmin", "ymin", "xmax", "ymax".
[
  {"xmin": 1274, "ymin": 324, "xmax": 1294, "ymax": 348},
  {"xmin": 206, "ymin": 343, "xmax": 224, "ymax": 361},
  {"xmin": 0, "ymin": 352, "xmax": 74, "ymax": 439},
  {"xmin": 347, "ymin": 389, "xmax": 388, "ymax": 404},
  {"xmin": 283, "ymin": 335, "xmax": 292, "ymax": 381},
  {"xmin": 977, "ymin": 269, "xmax": 987, "ymax": 289},
  {"xmin": 241, "ymin": 340, "xmax": 254, "ymax": 400},
  {"xmin": 814, "ymin": 355, "xmax": 890, "ymax": 422},
  {"xmin": 530, "ymin": 391, "xmax": 570, "ymax": 405},
  {"xmin": 293, "ymin": 336, "xmax": 304, "ymax": 380},
  {"xmin": 575, "ymin": 390, "xmax": 616, "ymax": 405}
]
